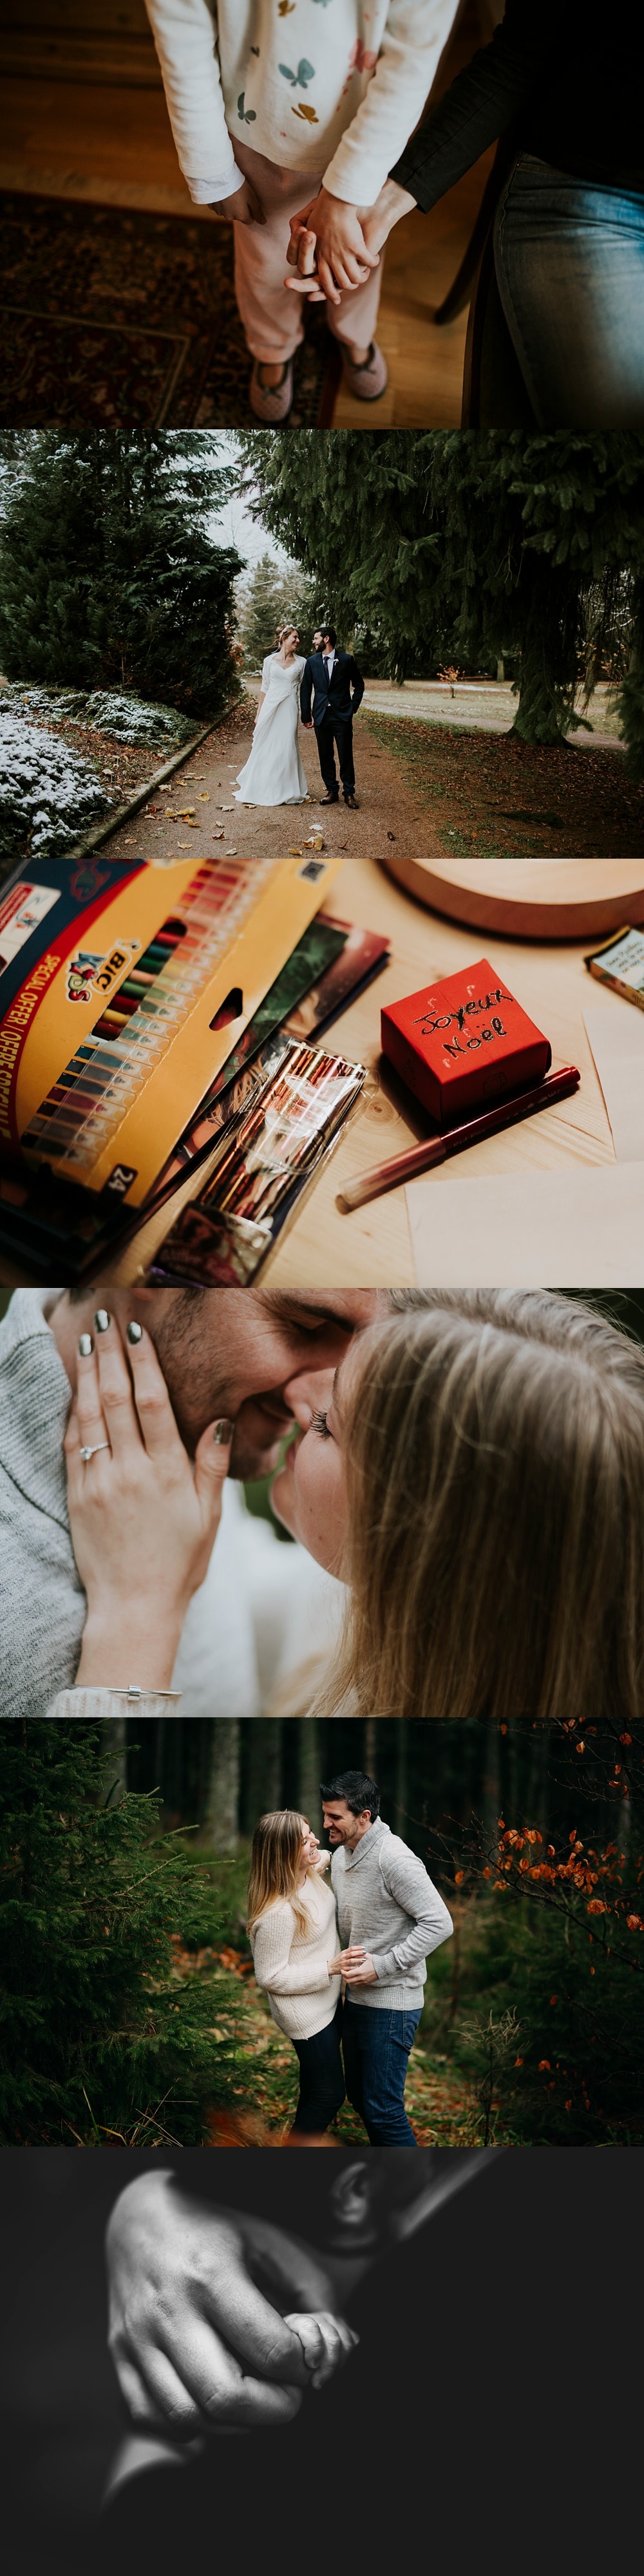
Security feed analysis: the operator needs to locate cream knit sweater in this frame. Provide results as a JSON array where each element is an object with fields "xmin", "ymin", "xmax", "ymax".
[{"xmin": 249, "ymin": 1863, "xmax": 341, "ymax": 2040}]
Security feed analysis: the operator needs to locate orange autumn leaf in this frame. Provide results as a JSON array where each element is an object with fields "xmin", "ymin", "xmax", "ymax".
[{"xmin": 538, "ymin": 2059, "xmax": 551, "ymax": 2073}]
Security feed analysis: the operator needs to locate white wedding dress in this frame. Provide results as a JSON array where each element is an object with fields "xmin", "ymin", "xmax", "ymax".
[{"xmin": 235, "ymin": 653, "xmax": 308, "ymax": 806}]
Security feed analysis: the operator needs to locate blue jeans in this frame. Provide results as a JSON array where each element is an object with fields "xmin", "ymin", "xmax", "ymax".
[
  {"xmin": 290, "ymin": 2003, "xmax": 346, "ymax": 2136},
  {"xmin": 341, "ymin": 2002, "xmax": 421, "ymax": 2146},
  {"xmin": 493, "ymin": 154, "xmax": 644, "ymax": 426}
]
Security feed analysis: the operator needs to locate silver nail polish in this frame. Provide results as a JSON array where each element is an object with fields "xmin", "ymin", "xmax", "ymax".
[
  {"xmin": 78, "ymin": 1333, "xmax": 93, "ymax": 1358},
  {"xmin": 126, "ymin": 1320, "xmax": 143, "ymax": 1345},
  {"xmin": 94, "ymin": 1309, "xmax": 111, "ymax": 1334}
]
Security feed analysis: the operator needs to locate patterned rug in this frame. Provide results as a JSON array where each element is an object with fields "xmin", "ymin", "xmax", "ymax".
[{"xmin": 0, "ymin": 191, "xmax": 341, "ymax": 427}]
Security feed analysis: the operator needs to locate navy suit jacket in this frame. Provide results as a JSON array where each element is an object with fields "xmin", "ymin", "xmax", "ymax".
[{"xmin": 300, "ymin": 650, "xmax": 365, "ymax": 730}]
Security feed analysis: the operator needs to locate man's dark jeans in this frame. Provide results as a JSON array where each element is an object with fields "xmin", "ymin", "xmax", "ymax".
[
  {"xmin": 290, "ymin": 2002, "xmax": 346, "ymax": 2135},
  {"xmin": 341, "ymin": 2002, "xmax": 421, "ymax": 2145}
]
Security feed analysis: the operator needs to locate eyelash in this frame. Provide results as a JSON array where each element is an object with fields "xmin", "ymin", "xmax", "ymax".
[{"xmin": 311, "ymin": 1408, "xmax": 332, "ymax": 1440}]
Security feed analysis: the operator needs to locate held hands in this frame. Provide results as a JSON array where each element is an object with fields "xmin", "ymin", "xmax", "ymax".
[
  {"xmin": 64, "ymin": 1312, "xmax": 233, "ymax": 1691},
  {"xmin": 106, "ymin": 2172, "xmax": 357, "ymax": 2437},
  {"xmin": 285, "ymin": 179, "xmax": 415, "ymax": 304},
  {"xmin": 286, "ymin": 187, "xmax": 380, "ymax": 305},
  {"xmin": 328, "ymin": 1947, "xmax": 379, "ymax": 1986}
]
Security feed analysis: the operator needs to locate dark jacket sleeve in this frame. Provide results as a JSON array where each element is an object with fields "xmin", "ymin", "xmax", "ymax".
[
  {"xmin": 300, "ymin": 658, "xmax": 314, "ymax": 722},
  {"xmin": 348, "ymin": 658, "xmax": 365, "ymax": 712},
  {"xmin": 390, "ymin": 0, "xmax": 556, "ymax": 214}
]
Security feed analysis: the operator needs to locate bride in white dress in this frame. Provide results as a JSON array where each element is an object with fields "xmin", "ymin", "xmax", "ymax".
[{"xmin": 235, "ymin": 626, "xmax": 308, "ymax": 807}]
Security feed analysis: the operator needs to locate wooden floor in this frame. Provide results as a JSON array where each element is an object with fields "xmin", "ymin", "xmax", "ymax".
[{"xmin": 1, "ymin": 41, "xmax": 491, "ymax": 427}]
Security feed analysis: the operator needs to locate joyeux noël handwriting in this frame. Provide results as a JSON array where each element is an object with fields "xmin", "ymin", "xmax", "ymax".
[{"xmin": 413, "ymin": 985, "xmax": 511, "ymax": 1059}]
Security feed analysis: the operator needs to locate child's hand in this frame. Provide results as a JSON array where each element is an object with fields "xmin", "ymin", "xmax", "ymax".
[
  {"xmin": 283, "ymin": 2312, "xmax": 359, "ymax": 2389},
  {"xmin": 287, "ymin": 188, "xmax": 380, "ymax": 302}
]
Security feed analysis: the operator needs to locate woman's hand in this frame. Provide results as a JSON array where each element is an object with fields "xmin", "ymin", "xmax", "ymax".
[
  {"xmin": 360, "ymin": 176, "xmax": 417, "ymax": 259},
  {"xmin": 64, "ymin": 1313, "xmax": 233, "ymax": 1690},
  {"xmin": 327, "ymin": 1946, "xmax": 366, "ymax": 1977}
]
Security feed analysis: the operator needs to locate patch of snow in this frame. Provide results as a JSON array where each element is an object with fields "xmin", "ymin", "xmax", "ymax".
[
  {"xmin": 83, "ymin": 693, "xmax": 196, "ymax": 746},
  {"xmin": 0, "ymin": 707, "xmax": 109, "ymax": 873},
  {"xmin": 1, "ymin": 682, "xmax": 197, "ymax": 747}
]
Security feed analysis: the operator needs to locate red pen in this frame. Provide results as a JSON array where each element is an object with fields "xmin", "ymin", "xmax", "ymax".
[{"xmin": 337, "ymin": 1065, "xmax": 581, "ymax": 1211}]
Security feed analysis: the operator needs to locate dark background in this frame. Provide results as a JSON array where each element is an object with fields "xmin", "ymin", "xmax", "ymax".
[{"xmin": 1, "ymin": 2146, "xmax": 639, "ymax": 2575}]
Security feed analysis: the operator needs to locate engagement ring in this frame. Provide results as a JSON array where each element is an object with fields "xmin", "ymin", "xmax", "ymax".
[{"xmin": 79, "ymin": 1442, "xmax": 111, "ymax": 1462}]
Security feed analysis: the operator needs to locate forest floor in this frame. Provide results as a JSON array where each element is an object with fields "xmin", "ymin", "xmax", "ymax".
[{"xmin": 169, "ymin": 1936, "xmax": 494, "ymax": 2149}]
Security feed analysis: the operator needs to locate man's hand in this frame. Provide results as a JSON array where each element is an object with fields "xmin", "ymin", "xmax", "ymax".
[
  {"xmin": 343, "ymin": 1950, "xmax": 379, "ymax": 1986},
  {"xmin": 286, "ymin": 187, "xmax": 380, "ymax": 303},
  {"xmin": 209, "ymin": 178, "xmax": 265, "ymax": 226},
  {"xmin": 106, "ymin": 2171, "xmax": 351, "ymax": 2437},
  {"xmin": 327, "ymin": 1946, "xmax": 377, "ymax": 1984}
]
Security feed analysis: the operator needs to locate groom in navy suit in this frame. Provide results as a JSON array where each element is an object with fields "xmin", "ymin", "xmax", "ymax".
[{"xmin": 300, "ymin": 626, "xmax": 365, "ymax": 810}]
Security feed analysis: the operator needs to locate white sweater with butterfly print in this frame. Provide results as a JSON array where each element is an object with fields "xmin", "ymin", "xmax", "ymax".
[{"xmin": 144, "ymin": 0, "xmax": 457, "ymax": 207}]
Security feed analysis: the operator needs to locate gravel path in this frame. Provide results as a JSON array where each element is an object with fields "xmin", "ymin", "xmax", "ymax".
[{"xmin": 115, "ymin": 691, "xmax": 444, "ymax": 873}]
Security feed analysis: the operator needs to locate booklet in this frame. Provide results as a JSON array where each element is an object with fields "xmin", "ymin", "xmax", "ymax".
[{"xmin": 584, "ymin": 924, "xmax": 644, "ymax": 1012}]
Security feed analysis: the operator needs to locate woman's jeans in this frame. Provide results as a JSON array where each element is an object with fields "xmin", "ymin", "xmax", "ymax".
[
  {"xmin": 493, "ymin": 154, "xmax": 644, "ymax": 425},
  {"xmin": 290, "ymin": 2002, "xmax": 346, "ymax": 2136},
  {"xmin": 341, "ymin": 2002, "xmax": 421, "ymax": 2146}
]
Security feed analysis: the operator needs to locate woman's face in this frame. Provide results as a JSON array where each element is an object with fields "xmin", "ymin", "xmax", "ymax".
[
  {"xmin": 299, "ymin": 1819, "xmax": 319, "ymax": 1867},
  {"xmin": 283, "ymin": 628, "xmax": 299, "ymax": 653},
  {"xmin": 270, "ymin": 1341, "xmax": 359, "ymax": 1573}
]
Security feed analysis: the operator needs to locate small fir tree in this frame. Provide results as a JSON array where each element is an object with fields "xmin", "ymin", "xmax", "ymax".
[{"xmin": 0, "ymin": 1721, "xmax": 246, "ymax": 2145}]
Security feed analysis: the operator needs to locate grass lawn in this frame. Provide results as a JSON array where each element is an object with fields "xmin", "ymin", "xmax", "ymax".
[{"xmin": 363, "ymin": 709, "xmax": 644, "ymax": 859}]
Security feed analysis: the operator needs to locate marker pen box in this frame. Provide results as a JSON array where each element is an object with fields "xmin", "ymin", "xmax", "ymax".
[{"xmin": 381, "ymin": 958, "xmax": 551, "ymax": 1126}]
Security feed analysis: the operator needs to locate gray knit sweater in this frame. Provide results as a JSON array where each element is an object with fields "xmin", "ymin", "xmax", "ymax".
[{"xmin": 330, "ymin": 1817, "xmax": 453, "ymax": 2010}]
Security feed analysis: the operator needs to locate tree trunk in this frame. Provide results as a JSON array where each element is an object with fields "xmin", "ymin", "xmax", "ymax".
[
  {"xmin": 245, "ymin": 1721, "xmax": 283, "ymax": 1830},
  {"xmin": 100, "ymin": 1719, "xmax": 127, "ymax": 1804},
  {"xmin": 204, "ymin": 1721, "xmax": 240, "ymax": 1853},
  {"xmin": 296, "ymin": 1718, "xmax": 321, "ymax": 1825}
]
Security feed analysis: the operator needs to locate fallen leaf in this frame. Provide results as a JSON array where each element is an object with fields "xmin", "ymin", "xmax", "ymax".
[{"xmin": 198, "ymin": 792, "xmax": 210, "ymax": 802}]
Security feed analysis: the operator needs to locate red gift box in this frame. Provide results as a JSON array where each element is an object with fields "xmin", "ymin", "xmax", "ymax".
[{"xmin": 381, "ymin": 958, "xmax": 551, "ymax": 1126}]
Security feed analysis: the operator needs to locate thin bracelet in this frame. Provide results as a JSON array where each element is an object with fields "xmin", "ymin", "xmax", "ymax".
[{"xmin": 109, "ymin": 1684, "xmax": 182, "ymax": 1703}]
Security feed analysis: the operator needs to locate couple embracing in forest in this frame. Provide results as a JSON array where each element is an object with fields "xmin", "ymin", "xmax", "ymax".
[
  {"xmin": 235, "ymin": 624, "xmax": 364, "ymax": 808},
  {"xmin": 246, "ymin": 1771, "xmax": 453, "ymax": 2145}
]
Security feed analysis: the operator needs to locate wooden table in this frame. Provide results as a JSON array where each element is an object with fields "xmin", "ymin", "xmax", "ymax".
[
  {"xmin": 0, "ymin": 857, "xmax": 625, "ymax": 1294},
  {"xmin": 261, "ymin": 856, "xmax": 621, "ymax": 1289}
]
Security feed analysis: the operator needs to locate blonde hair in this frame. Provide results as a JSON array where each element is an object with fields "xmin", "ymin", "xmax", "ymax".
[
  {"xmin": 247, "ymin": 1811, "xmax": 312, "ymax": 1936},
  {"xmin": 316, "ymin": 1290, "xmax": 644, "ymax": 1721}
]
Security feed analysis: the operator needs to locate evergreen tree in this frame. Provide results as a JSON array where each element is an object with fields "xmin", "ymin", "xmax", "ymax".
[
  {"xmin": 0, "ymin": 432, "xmax": 243, "ymax": 714},
  {"xmin": 238, "ymin": 429, "xmax": 644, "ymax": 758},
  {"xmin": 0, "ymin": 1721, "xmax": 246, "ymax": 2145},
  {"xmin": 236, "ymin": 550, "xmax": 298, "ymax": 667}
]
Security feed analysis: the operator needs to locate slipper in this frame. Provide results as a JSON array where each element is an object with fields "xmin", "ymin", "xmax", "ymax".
[
  {"xmin": 339, "ymin": 341, "xmax": 388, "ymax": 401},
  {"xmin": 249, "ymin": 359, "xmax": 294, "ymax": 421}
]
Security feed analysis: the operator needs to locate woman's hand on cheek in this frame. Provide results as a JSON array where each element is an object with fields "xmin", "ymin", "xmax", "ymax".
[{"xmin": 65, "ymin": 1316, "xmax": 233, "ymax": 1690}]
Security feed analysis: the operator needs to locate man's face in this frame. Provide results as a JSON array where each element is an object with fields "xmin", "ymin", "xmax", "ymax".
[
  {"xmin": 322, "ymin": 1800, "xmax": 372, "ymax": 1849},
  {"xmin": 313, "ymin": 631, "xmax": 323, "ymax": 650},
  {"xmin": 122, "ymin": 1286, "xmax": 381, "ymax": 1473}
]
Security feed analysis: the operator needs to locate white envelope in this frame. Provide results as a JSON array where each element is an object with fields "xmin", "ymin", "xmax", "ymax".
[
  {"xmin": 406, "ymin": 1162, "xmax": 644, "ymax": 1286},
  {"xmin": 583, "ymin": 1003, "xmax": 644, "ymax": 1162}
]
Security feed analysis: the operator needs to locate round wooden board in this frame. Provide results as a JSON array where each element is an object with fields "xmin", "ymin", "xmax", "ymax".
[{"xmin": 381, "ymin": 855, "xmax": 644, "ymax": 941}]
